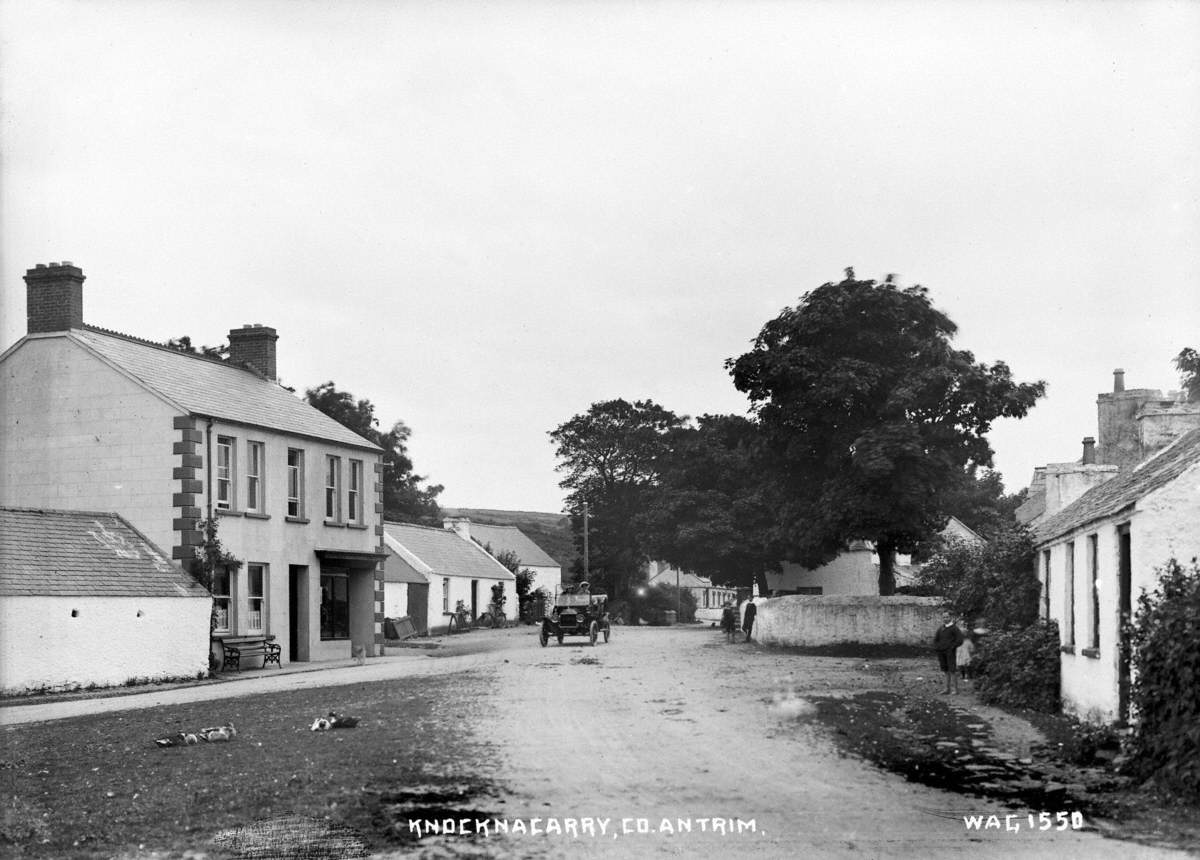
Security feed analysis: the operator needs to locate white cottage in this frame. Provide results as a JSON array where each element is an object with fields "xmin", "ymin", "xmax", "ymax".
[
  {"xmin": 0, "ymin": 507, "xmax": 212, "ymax": 694},
  {"xmin": 645, "ymin": 561, "xmax": 738, "ymax": 624},
  {"xmin": 383, "ymin": 522, "xmax": 516, "ymax": 635},
  {"xmin": 1033, "ymin": 427, "xmax": 1200, "ymax": 724},
  {"xmin": 767, "ymin": 517, "xmax": 984, "ymax": 595},
  {"xmin": 443, "ymin": 517, "xmax": 562, "ymax": 597}
]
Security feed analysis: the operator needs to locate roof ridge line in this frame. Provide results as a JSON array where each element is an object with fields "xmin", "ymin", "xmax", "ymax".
[
  {"xmin": 0, "ymin": 506, "xmax": 124, "ymax": 518},
  {"xmin": 81, "ymin": 324, "xmax": 245, "ymax": 372}
]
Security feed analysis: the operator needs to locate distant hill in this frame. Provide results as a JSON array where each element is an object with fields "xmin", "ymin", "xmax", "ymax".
[{"xmin": 442, "ymin": 507, "xmax": 579, "ymax": 572}]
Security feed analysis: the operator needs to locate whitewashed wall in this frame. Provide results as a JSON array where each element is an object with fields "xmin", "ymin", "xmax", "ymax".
[
  {"xmin": 755, "ymin": 595, "xmax": 945, "ymax": 647},
  {"xmin": 426, "ymin": 574, "xmax": 513, "ymax": 634},
  {"xmin": 0, "ymin": 596, "xmax": 211, "ymax": 694}
]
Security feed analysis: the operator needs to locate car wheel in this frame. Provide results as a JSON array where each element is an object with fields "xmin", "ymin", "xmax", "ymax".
[
  {"xmin": 589, "ymin": 621, "xmax": 598, "ymax": 646},
  {"xmin": 557, "ymin": 633, "xmax": 564, "ymax": 645},
  {"xmin": 539, "ymin": 628, "xmax": 549, "ymax": 647}
]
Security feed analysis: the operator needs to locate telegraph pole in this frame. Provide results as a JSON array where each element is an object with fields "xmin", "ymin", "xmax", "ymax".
[{"xmin": 582, "ymin": 502, "xmax": 589, "ymax": 581}]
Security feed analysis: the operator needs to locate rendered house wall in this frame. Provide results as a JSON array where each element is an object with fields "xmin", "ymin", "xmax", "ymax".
[
  {"xmin": 202, "ymin": 419, "xmax": 383, "ymax": 662},
  {"xmin": 0, "ymin": 336, "xmax": 178, "ymax": 547}
]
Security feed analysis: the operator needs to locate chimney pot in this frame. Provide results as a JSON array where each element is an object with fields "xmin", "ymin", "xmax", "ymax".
[
  {"xmin": 1114, "ymin": 368, "xmax": 1125, "ymax": 393},
  {"xmin": 1082, "ymin": 436, "xmax": 1097, "ymax": 465}
]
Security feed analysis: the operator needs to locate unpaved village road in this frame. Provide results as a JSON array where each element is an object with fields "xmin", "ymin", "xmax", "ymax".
[{"xmin": 2, "ymin": 626, "xmax": 1191, "ymax": 859}]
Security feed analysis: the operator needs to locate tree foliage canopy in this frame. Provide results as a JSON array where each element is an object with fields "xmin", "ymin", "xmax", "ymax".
[
  {"xmin": 166, "ymin": 335, "xmax": 228, "ymax": 359},
  {"xmin": 549, "ymin": 399, "xmax": 684, "ymax": 598},
  {"xmin": 727, "ymin": 271, "xmax": 1046, "ymax": 592},
  {"xmin": 637, "ymin": 414, "xmax": 779, "ymax": 593},
  {"xmin": 305, "ymin": 381, "xmax": 442, "ymax": 524},
  {"xmin": 1175, "ymin": 347, "xmax": 1200, "ymax": 402}
]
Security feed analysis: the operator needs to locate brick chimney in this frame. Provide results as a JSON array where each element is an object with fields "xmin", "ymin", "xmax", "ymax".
[
  {"xmin": 227, "ymin": 324, "xmax": 278, "ymax": 380},
  {"xmin": 25, "ymin": 262, "xmax": 85, "ymax": 333},
  {"xmin": 1113, "ymin": 368, "xmax": 1125, "ymax": 393},
  {"xmin": 1082, "ymin": 436, "xmax": 1096, "ymax": 464}
]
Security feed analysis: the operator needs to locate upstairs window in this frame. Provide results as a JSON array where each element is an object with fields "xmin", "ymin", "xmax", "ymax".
[
  {"xmin": 246, "ymin": 441, "xmax": 264, "ymax": 512},
  {"xmin": 287, "ymin": 448, "xmax": 304, "ymax": 518},
  {"xmin": 325, "ymin": 455, "xmax": 341, "ymax": 521},
  {"xmin": 348, "ymin": 459, "xmax": 363, "ymax": 524},
  {"xmin": 216, "ymin": 436, "xmax": 235, "ymax": 510}
]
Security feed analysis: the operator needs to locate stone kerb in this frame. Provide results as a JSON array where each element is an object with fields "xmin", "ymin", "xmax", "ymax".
[{"xmin": 756, "ymin": 595, "xmax": 945, "ymax": 647}]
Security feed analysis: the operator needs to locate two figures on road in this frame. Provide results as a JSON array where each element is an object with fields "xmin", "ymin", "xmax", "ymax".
[{"xmin": 721, "ymin": 598, "xmax": 756, "ymax": 644}]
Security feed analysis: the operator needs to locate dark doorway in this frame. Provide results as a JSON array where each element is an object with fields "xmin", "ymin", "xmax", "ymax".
[
  {"xmin": 1117, "ymin": 526, "xmax": 1132, "ymax": 724},
  {"xmin": 409, "ymin": 584, "xmax": 429, "ymax": 635},
  {"xmin": 471, "ymin": 580, "xmax": 479, "ymax": 620},
  {"xmin": 289, "ymin": 565, "xmax": 306, "ymax": 662}
]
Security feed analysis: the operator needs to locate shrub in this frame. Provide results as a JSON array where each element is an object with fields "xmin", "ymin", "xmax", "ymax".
[
  {"xmin": 631, "ymin": 584, "xmax": 697, "ymax": 624},
  {"xmin": 1127, "ymin": 558, "xmax": 1200, "ymax": 800},
  {"xmin": 972, "ymin": 620, "xmax": 1060, "ymax": 712},
  {"xmin": 916, "ymin": 525, "xmax": 1040, "ymax": 628}
]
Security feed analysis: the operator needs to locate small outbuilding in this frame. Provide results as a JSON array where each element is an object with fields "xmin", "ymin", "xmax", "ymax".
[{"xmin": 0, "ymin": 507, "xmax": 212, "ymax": 695}]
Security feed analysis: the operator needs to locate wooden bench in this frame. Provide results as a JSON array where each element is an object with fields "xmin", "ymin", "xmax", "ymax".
[{"xmin": 215, "ymin": 635, "xmax": 281, "ymax": 671}]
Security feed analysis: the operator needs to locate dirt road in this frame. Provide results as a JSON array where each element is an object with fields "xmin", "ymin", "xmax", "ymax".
[
  {"xmin": 3, "ymin": 625, "xmax": 1190, "ymax": 859},
  {"xmin": 430, "ymin": 625, "xmax": 1187, "ymax": 859}
]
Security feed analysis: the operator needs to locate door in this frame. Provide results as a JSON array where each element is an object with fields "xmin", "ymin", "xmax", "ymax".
[
  {"xmin": 288, "ymin": 565, "xmax": 306, "ymax": 662},
  {"xmin": 471, "ymin": 580, "xmax": 479, "ymax": 620},
  {"xmin": 1117, "ymin": 526, "xmax": 1132, "ymax": 724},
  {"xmin": 409, "ymin": 583, "xmax": 429, "ymax": 635}
]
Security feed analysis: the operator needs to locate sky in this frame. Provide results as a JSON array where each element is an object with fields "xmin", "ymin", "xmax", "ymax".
[{"xmin": 2, "ymin": 0, "xmax": 1198, "ymax": 515}]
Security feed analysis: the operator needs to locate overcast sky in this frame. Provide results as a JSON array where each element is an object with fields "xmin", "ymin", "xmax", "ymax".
[{"xmin": 2, "ymin": 0, "xmax": 1198, "ymax": 514}]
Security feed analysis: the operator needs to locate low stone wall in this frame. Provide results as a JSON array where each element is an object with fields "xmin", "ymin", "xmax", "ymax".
[{"xmin": 755, "ymin": 595, "xmax": 945, "ymax": 647}]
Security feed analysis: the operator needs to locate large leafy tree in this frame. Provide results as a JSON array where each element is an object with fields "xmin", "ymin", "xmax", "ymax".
[
  {"xmin": 727, "ymin": 270, "xmax": 1046, "ymax": 594},
  {"xmin": 1175, "ymin": 347, "xmax": 1200, "ymax": 402},
  {"xmin": 305, "ymin": 382, "xmax": 443, "ymax": 524},
  {"xmin": 638, "ymin": 414, "xmax": 779, "ymax": 595},
  {"xmin": 549, "ymin": 399, "xmax": 684, "ymax": 599}
]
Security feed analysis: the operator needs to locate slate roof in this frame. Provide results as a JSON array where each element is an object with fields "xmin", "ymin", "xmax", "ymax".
[
  {"xmin": 647, "ymin": 567, "xmax": 718, "ymax": 590},
  {"xmin": 1034, "ymin": 427, "xmax": 1200, "ymax": 544},
  {"xmin": 0, "ymin": 507, "xmax": 210, "ymax": 598},
  {"xmin": 68, "ymin": 327, "xmax": 378, "ymax": 450},
  {"xmin": 383, "ymin": 522, "xmax": 515, "ymax": 581},
  {"xmin": 463, "ymin": 522, "xmax": 560, "ymax": 567},
  {"xmin": 381, "ymin": 535, "xmax": 431, "ymax": 585}
]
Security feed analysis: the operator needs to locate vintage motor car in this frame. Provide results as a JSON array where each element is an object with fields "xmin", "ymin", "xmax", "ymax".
[{"xmin": 540, "ymin": 585, "xmax": 611, "ymax": 647}]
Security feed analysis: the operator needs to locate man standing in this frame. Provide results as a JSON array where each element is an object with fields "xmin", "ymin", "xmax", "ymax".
[
  {"xmin": 934, "ymin": 613, "xmax": 965, "ymax": 693},
  {"xmin": 742, "ymin": 598, "xmax": 757, "ymax": 644}
]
